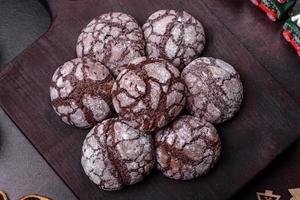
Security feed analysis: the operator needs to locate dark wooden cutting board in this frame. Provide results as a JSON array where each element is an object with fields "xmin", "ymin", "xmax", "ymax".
[{"xmin": 0, "ymin": 0, "xmax": 299, "ymax": 200}]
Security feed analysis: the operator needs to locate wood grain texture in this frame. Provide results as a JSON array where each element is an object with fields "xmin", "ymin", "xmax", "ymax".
[
  {"xmin": 202, "ymin": 0, "xmax": 300, "ymax": 104},
  {"xmin": 0, "ymin": 0, "xmax": 299, "ymax": 200}
]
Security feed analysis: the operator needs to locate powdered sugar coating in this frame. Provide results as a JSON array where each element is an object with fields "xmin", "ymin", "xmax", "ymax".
[
  {"xmin": 181, "ymin": 57, "xmax": 243, "ymax": 124},
  {"xmin": 155, "ymin": 115, "xmax": 221, "ymax": 180},
  {"xmin": 50, "ymin": 57, "xmax": 114, "ymax": 128},
  {"xmin": 81, "ymin": 118, "xmax": 155, "ymax": 191},
  {"xmin": 143, "ymin": 10, "xmax": 205, "ymax": 70},
  {"xmin": 76, "ymin": 12, "xmax": 145, "ymax": 76},
  {"xmin": 112, "ymin": 57, "xmax": 186, "ymax": 132}
]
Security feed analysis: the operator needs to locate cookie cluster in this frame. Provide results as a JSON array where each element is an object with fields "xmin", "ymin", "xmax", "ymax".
[{"xmin": 49, "ymin": 10, "xmax": 243, "ymax": 191}]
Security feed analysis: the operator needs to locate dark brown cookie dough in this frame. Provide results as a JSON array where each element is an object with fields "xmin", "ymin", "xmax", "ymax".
[
  {"xmin": 155, "ymin": 115, "xmax": 221, "ymax": 180},
  {"xmin": 76, "ymin": 12, "xmax": 145, "ymax": 76},
  {"xmin": 143, "ymin": 9, "xmax": 205, "ymax": 70},
  {"xmin": 50, "ymin": 57, "xmax": 114, "ymax": 128},
  {"xmin": 81, "ymin": 118, "xmax": 155, "ymax": 191},
  {"xmin": 112, "ymin": 57, "xmax": 186, "ymax": 132},
  {"xmin": 181, "ymin": 57, "xmax": 243, "ymax": 124}
]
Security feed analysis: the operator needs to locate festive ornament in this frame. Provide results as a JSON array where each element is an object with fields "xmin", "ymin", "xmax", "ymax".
[
  {"xmin": 289, "ymin": 188, "xmax": 300, "ymax": 200},
  {"xmin": 257, "ymin": 190, "xmax": 281, "ymax": 200},
  {"xmin": 250, "ymin": 0, "xmax": 296, "ymax": 21},
  {"xmin": 282, "ymin": 13, "xmax": 300, "ymax": 56}
]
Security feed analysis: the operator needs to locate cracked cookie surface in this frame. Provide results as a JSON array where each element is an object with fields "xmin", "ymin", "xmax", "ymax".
[
  {"xmin": 112, "ymin": 57, "xmax": 186, "ymax": 132},
  {"xmin": 76, "ymin": 12, "xmax": 145, "ymax": 76},
  {"xmin": 181, "ymin": 57, "xmax": 243, "ymax": 124},
  {"xmin": 155, "ymin": 115, "xmax": 221, "ymax": 180},
  {"xmin": 81, "ymin": 118, "xmax": 155, "ymax": 191},
  {"xmin": 50, "ymin": 57, "xmax": 114, "ymax": 128},
  {"xmin": 143, "ymin": 9, "xmax": 205, "ymax": 70}
]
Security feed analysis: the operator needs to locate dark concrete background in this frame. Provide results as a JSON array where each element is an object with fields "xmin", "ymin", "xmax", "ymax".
[{"xmin": 0, "ymin": 0, "xmax": 50, "ymax": 66}]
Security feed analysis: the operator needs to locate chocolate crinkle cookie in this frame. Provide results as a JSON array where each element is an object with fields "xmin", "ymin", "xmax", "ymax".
[
  {"xmin": 181, "ymin": 57, "xmax": 243, "ymax": 124},
  {"xmin": 81, "ymin": 118, "xmax": 155, "ymax": 191},
  {"xmin": 76, "ymin": 12, "xmax": 145, "ymax": 77},
  {"xmin": 143, "ymin": 9, "xmax": 205, "ymax": 70},
  {"xmin": 155, "ymin": 115, "xmax": 221, "ymax": 180},
  {"xmin": 112, "ymin": 57, "xmax": 186, "ymax": 132},
  {"xmin": 50, "ymin": 57, "xmax": 114, "ymax": 128}
]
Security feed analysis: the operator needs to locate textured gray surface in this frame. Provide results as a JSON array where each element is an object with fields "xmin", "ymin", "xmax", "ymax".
[
  {"xmin": 0, "ymin": 109, "xmax": 77, "ymax": 200},
  {"xmin": 0, "ymin": 0, "xmax": 50, "ymax": 66},
  {"xmin": 0, "ymin": 0, "xmax": 76, "ymax": 199}
]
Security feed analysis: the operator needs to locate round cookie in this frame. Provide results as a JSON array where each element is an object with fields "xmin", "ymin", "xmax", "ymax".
[
  {"xmin": 76, "ymin": 12, "xmax": 145, "ymax": 76},
  {"xmin": 181, "ymin": 57, "xmax": 243, "ymax": 124},
  {"xmin": 143, "ymin": 9, "xmax": 205, "ymax": 70},
  {"xmin": 50, "ymin": 57, "xmax": 114, "ymax": 129},
  {"xmin": 155, "ymin": 115, "xmax": 221, "ymax": 180},
  {"xmin": 112, "ymin": 57, "xmax": 186, "ymax": 132},
  {"xmin": 81, "ymin": 118, "xmax": 155, "ymax": 191}
]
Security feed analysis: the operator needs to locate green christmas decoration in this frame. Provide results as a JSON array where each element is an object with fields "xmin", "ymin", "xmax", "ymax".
[
  {"xmin": 251, "ymin": 0, "xmax": 297, "ymax": 21},
  {"xmin": 282, "ymin": 13, "xmax": 300, "ymax": 56}
]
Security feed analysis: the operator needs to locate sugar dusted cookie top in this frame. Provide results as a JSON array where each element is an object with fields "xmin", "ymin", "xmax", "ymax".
[
  {"xmin": 77, "ymin": 12, "xmax": 145, "ymax": 76},
  {"xmin": 81, "ymin": 118, "xmax": 155, "ymax": 191},
  {"xmin": 143, "ymin": 10, "xmax": 205, "ymax": 70},
  {"xmin": 155, "ymin": 115, "xmax": 221, "ymax": 180},
  {"xmin": 112, "ymin": 57, "xmax": 186, "ymax": 132},
  {"xmin": 50, "ymin": 57, "xmax": 114, "ymax": 128},
  {"xmin": 181, "ymin": 57, "xmax": 243, "ymax": 124}
]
